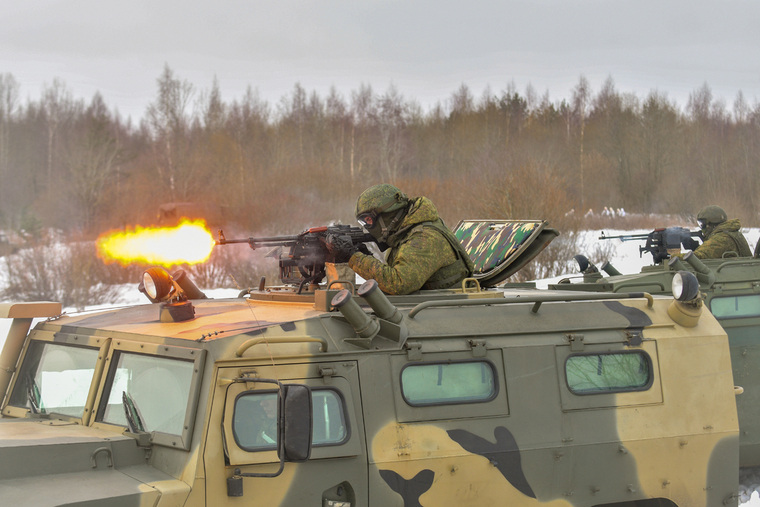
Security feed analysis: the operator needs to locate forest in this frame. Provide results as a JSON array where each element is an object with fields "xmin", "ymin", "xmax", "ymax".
[
  {"xmin": 1, "ymin": 65, "xmax": 759, "ymax": 307},
  {"xmin": 2, "ymin": 64, "xmax": 759, "ymax": 236}
]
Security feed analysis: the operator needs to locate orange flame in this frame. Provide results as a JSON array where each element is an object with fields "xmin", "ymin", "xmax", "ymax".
[{"xmin": 96, "ymin": 219, "xmax": 216, "ymax": 267}]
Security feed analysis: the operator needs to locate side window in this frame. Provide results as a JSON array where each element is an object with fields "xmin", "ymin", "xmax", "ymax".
[
  {"xmin": 565, "ymin": 351, "xmax": 652, "ymax": 395},
  {"xmin": 232, "ymin": 388, "xmax": 348, "ymax": 452},
  {"xmin": 710, "ymin": 294, "xmax": 760, "ymax": 319},
  {"xmin": 400, "ymin": 360, "xmax": 497, "ymax": 406},
  {"xmin": 233, "ymin": 392, "xmax": 279, "ymax": 451},
  {"xmin": 312, "ymin": 389, "xmax": 348, "ymax": 445}
]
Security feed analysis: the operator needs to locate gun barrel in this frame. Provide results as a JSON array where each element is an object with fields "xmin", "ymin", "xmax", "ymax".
[
  {"xmin": 216, "ymin": 233, "xmax": 298, "ymax": 248},
  {"xmin": 599, "ymin": 233, "xmax": 650, "ymax": 241}
]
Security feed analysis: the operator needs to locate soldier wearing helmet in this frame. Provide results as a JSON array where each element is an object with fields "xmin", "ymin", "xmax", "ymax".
[
  {"xmin": 325, "ymin": 184, "xmax": 474, "ymax": 295},
  {"xmin": 689, "ymin": 205, "xmax": 751, "ymax": 259}
]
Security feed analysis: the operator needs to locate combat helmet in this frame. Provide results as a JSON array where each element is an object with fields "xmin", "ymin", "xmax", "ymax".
[
  {"xmin": 697, "ymin": 205, "xmax": 728, "ymax": 229},
  {"xmin": 355, "ymin": 184, "xmax": 409, "ymax": 242}
]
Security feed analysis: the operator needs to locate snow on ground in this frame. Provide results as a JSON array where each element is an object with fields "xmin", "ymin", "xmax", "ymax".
[
  {"xmin": 745, "ymin": 492, "xmax": 760, "ymax": 507},
  {"xmin": 1, "ymin": 228, "xmax": 760, "ymax": 504},
  {"xmin": 741, "ymin": 469, "xmax": 760, "ymax": 506}
]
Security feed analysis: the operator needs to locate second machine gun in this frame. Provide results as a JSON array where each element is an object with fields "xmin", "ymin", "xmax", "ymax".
[
  {"xmin": 216, "ymin": 225, "xmax": 377, "ymax": 292},
  {"xmin": 599, "ymin": 226, "xmax": 703, "ymax": 264}
]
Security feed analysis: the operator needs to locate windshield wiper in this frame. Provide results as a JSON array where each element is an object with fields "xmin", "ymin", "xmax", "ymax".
[
  {"xmin": 122, "ymin": 391, "xmax": 146, "ymax": 433},
  {"xmin": 26, "ymin": 373, "xmax": 44, "ymax": 414}
]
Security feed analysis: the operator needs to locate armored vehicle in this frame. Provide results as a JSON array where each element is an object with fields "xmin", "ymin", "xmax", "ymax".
[
  {"xmin": 0, "ymin": 221, "xmax": 741, "ymax": 506},
  {"xmin": 549, "ymin": 236, "xmax": 760, "ymax": 468}
]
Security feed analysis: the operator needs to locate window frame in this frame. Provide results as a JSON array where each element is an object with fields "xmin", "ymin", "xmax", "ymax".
[
  {"xmin": 564, "ymin": 350, "xmax": 654, "ymax": 396},
  {"xmin": 709, "ymin": 293, "xmax": 760, "ymax": 320},
  {"xmin": 220, "ymin": 362, "xmax": 362, "ymax": 467},
  {"xmin": 399, "ymin": 359, "xmax": 499, "ymax": 407},
  {"xmin": 91, "ymin": 340, "xmax": 206, "ymax": 451},
  {"xmin": 231, "ymin": 387, "xmax": 350, "ymax": 453},
  {"xmin": 555, "ymin": 340, "xmax": 663, "ymax": 411},
  {"xmin": 3, "ymin": 330, "xmax": 109, "ymax": 423},
  {"xmin": 390, "ymin": 349, "xmax": 509, "ymax": 423}
]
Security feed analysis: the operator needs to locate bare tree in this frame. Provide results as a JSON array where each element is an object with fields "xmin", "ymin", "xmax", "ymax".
[
  {"xmin": 638, "ymin": 92, "xmax": 678, "ymax": 210},
  {"xmin": 65, "ymin": 93, "xmax": 122, "ymax": 230},
  {"xmin": 0, "ymin": 73, "xmax": 19, "ymax": 182},
  {"xmin": 228, "ymin": 86, "xmax": 270, "ymax": 209},
  {"xmin": 326, "ymin": 86, "xmax": 349, "ymax": 176},
  {"xmin": 145, "ymin": 64, "xmax": 194, "ymax": 200},
  {"xmin": 200, "ymin": 76, "xmax": 225, "ymax": 132},
  {"xmin": 350, "ymin": 84, "xmax": 376, "ymax": 182},
  {"xmin": 449, "ymin": 83, "xmax": 475, "ymax": 115},
  {"xmin": 42, "ymin": 79, "xmax": 78, "ymax": 184},
  {"xmin": 571, "ymin": 75, "xmax": 591, "ymax": 211},
  {"xmin": 376, "ymin": 84, "xmax": 408, "ymax": 181},
  {"xmin": 686, "ymin": 82, "xmax": 713, "ymax": 121}
]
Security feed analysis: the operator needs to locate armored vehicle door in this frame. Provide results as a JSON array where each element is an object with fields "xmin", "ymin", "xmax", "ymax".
[
  {"xmin": 453, "ymin": 219, "xmax": 559, "ymax": 287},
  {"xmin": 205, "ymin": 360, "xmax": 367, "ymax": 506}
]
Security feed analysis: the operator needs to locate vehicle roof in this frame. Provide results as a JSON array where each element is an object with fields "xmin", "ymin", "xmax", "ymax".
[
  {"xmin": 27, "ymin": 286, "xmax": 697, "ymax": 361},
  {"xmin": 43, "ymin": 298, "xmax": 322, "ymax": 343}
]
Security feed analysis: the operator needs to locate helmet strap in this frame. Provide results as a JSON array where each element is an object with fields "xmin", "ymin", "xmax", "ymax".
[{"xmin": 378, "ymin": 207, "xmax": 407, "ymax": 243}]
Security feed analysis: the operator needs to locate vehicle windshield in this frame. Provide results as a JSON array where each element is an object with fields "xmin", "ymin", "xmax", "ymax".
[
  {"xmin": 9, "ymin": 341, "xmax": 100, "ymax": 417},
  {"xmin": 98, "ymin": 351, "xmax": 195, "ymax": 436}
]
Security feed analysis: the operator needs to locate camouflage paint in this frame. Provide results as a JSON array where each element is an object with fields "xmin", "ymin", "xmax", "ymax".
[
  {"xmin": 549, "ymin": 249, "xmax": 760, "ymax": 469},
  {"xmin": 454, "ymin": 220, "xmax": 540, "ymax": 274},
  {"xmin": 0, "ymin": 282, "xmax": 740, "ymax": 506}
]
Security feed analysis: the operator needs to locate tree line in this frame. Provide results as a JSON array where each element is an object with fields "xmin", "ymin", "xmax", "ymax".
[{"xmin": 1, "ymin": 65, "xmax": 759, "ymax": 240}]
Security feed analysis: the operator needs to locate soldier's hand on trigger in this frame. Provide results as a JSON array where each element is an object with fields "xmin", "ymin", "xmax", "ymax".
[
  {"xmin": 652, "ymin": 250, "xmax": 670, "ymax": 264},
  {"xmin": 682, "ymin": 237, "xmax": 700, "ymax": 251},
  {"xmin": 324, "ymin": 233, "xmax": 356, "ymax": 263}
]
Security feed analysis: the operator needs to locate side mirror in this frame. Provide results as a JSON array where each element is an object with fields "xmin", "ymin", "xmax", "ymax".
[
  {"xmin": 282, "ymin": 384, "xmax": 312, "ymax": 462},
  {"xmin": 227, "ymin": 381, "xmax": 313, "ymax": 493}
]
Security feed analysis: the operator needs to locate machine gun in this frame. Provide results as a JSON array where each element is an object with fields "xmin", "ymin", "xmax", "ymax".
[
  {"xmin": 599, "ymin": 227, "xmax": 703, "ymax": 264},
  {"xmin": 216, "ymin": 225, "xmax": 376, "ymax": 292}
]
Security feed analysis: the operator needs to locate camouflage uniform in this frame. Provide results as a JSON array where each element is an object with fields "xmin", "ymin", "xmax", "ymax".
[
  {"xmin": 692, "ymin": 218, "xmax": 752, "ymax": 259},
  {"xmin": 349, "ymin": 196, "xmax": 473, "ymax": 295}
]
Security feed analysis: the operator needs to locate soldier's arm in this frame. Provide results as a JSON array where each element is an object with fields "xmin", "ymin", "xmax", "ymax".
[
  {"xmin": 692, "ymin": 233, "xmax": 732, "ymax": 260},
  {"xmin": 348, "ymin": 230, "xmax": 454, "ymax": 295}
]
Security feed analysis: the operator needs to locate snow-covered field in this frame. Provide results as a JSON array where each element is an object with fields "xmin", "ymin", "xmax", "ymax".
[{"xmin": 1, "ymin": 228, "xmax": 760, "ymax": 504}]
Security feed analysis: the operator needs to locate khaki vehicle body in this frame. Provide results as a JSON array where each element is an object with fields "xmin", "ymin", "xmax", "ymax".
[
  {"xmin": 549, "ymin": 253, "xmax": 760, "ymax": 467},
  {"xmin": 0, "ymin": 280, "xmax": 739, "ymax": 506}
]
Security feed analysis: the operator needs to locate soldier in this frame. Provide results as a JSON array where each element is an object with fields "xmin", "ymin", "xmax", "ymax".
[
  {"xmin": 325, "ymin": 184, "xmax": 474, "ymax": 295},
  {"xmin": 233, "ymin": 394, "xmax": 279, "ymax": 448},
  {"xmin": 687, "ymin": 205, "xmax": 752, "ymax": 259}
]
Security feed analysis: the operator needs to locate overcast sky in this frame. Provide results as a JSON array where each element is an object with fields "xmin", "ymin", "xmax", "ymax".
[{"xmin": 2, "ymin": 0, "xmax": 759, "ymax": 123}]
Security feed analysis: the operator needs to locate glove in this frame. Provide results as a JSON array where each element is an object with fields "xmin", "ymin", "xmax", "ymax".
[
  {"xmin": 682, "ymin": 237, "xmax": 700, "ymax": 251},
  {"xmin": 652, "ymin": 250, "xmax": 670, "ymax": 264},
  {"xmin": 356, "ymin": 243, "xmax": 370, "ymax": 255},
  {"xmin": 324, "ymin": 233, "xmax": 356, "ymax": 263}
]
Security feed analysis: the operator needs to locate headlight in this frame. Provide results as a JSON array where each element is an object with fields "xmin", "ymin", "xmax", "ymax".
[
  {"xmin": 143, "ymin": 267, "xmax": 174, "ymax": 301},
  {"xmin": 672, "ymin": 271, "xmax": 699, "ymax": 301}
]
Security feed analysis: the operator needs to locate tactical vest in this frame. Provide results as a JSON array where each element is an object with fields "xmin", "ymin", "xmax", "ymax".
[
  {"xmin": 392, "ymin": 220, "xmax": 475, "ymax": 290},
  {"xmin": 724, "ymin": 230, "xmax": 753, "ymax": 257}
]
